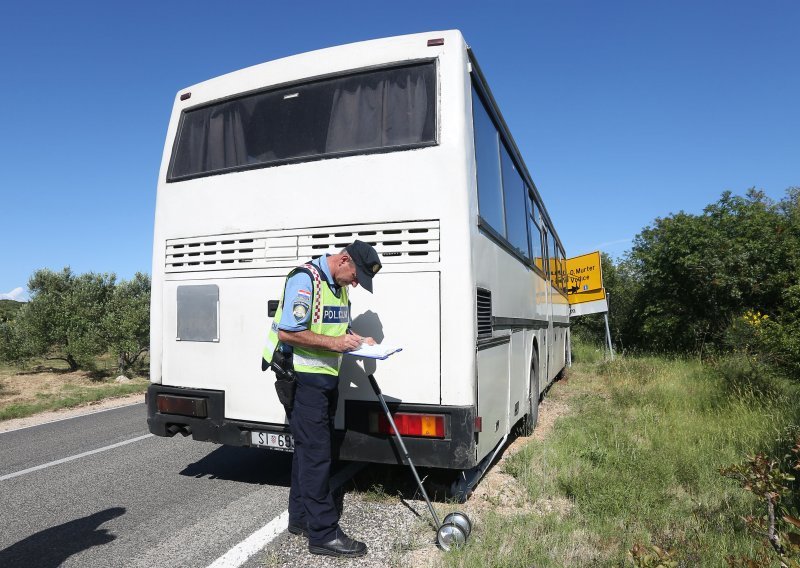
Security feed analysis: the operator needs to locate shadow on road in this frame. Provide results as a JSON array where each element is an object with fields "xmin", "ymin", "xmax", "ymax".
[
  {"xmin": 180, "ymin": 445, "xmax": 293, "ymax": 486},
  {"xmin": 0, "ymin": 507, "xmax": 125, "ymax": 568}
]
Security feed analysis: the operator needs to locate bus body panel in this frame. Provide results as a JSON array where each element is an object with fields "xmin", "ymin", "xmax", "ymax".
[
  {"xmin": 162, "ymin": 276, "xmax": 283, "ymax": 420},
  {"xmin": 437, "ymin": 40, "xmax": 479, "ymax": 409},
  {"xmin": 509, "ymin": 330, "xmax": 529, "ymax": 426},
  {"xmin": 161, "ymin": 271, "xmax": 441, "ymax": 425},
  {"xmin": 473, "ymin": 231, "xmax": 554, "ymax": 453},
  {"xmin": 336, "ymin": 271, "xmax": 442, "ymax": 415},
  {"xmin": 476, "ymin": 340, "xmax": 509, "ymax": 457}
]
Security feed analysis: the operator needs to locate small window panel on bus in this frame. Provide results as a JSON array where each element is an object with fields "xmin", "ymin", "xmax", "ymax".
[
  {"xmin": 556, "ymin": 249, "xmax": 563, "ymax": 291},
  {"xmin": 550, "ymin": 233, "xmax": 559, "ymax": 289},
  {"xmin": 555, "ymin": 245, "xmax": 566, "ymax": 293},
  {"xmin": 168, "ymin": 62, "xmax": 437, "ymax": 181},
  {"xmin": 559, "ymin": 245, "xmax": 568, "ymax": 292},
  {"xmin": 529, "ymin": 197, "xmax": 544, "ymax": 272},
  {"xmin": 177, "ymin": 285, "xmax": 219, "ymax": 342},
  {"xmin": 472, "ymin": 87, "xmax": 505, "ymax": 236},
  {"xmin": 541, "ymin": 229, "xmax": 551, "ymax": 278}
]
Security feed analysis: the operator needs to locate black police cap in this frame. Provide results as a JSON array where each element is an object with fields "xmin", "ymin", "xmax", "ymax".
[{"xmin": 345, "ymin": 240, "xmax": 382, "ymax": 293}]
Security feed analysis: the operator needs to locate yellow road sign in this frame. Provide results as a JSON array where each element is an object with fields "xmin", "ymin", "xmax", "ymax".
[
  {"xmin": 568, "ymin": 287, "xmax": 606, "ymax": 305},
  {"xmin": 567, "ymin": 251, "xmax": 603, "ymax": 295}
]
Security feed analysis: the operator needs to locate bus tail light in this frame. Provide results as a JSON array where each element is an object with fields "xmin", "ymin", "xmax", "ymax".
[
  {"xmin": 427, "ymin": 38, "xmax": 444, "ymax": 47},
  {"xmin": 368, "ymin": 411, "xmax": 446, "ymax": 438}
]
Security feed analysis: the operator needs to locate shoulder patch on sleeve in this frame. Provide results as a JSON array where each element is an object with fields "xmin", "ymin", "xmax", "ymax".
[{"xmin": 292, "ymin": 300, "xmax": 310, "ymax": 322}]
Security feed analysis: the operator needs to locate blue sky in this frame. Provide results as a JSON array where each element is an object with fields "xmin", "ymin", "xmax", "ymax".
[{"xmin": 1, "ymin": 1, "xmax": 798, "ymax": 300}]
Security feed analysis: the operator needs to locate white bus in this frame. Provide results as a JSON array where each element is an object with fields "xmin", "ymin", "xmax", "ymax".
[{"xmin": 147, "ymin": 30, "xmax": 570, "ymax": 483}]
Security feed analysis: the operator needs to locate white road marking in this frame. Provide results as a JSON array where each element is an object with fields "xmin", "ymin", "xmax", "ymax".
[
  {"xmin": 205, "ymin": 461, "xmax": 366, "ymax": 568},
  {"xmin": 206, "ymin": 510, "xmax": 289, "ymax": 568},
  {"xmin": 0, "ymin": 400, "xmax": 144, "ymax": 435},
  {"xmin": 0, "ymin": 433, "xmax": 154, "ymax": 481}
]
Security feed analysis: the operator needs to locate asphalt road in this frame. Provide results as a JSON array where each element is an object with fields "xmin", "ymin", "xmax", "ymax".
[{"xmin": 0, "ymin": 404, "xmax": 298, "ymax": 568}]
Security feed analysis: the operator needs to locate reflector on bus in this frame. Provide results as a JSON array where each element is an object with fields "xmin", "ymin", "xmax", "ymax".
[{"xmin": 156, "ymin": 394, "xmax": 208, "ymax": 418}]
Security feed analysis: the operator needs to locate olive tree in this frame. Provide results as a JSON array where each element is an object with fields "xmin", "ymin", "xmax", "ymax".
[
  {"xmin": 0, "ymin": 268, "xmax": 151, "ymax": 373},
  {"xmin": 15, "ymin": 267, "xmax": 117, "ymax": 371},
  {"xmin": 103, "ymin": 272, "xmax": 150, "ymax": 373}
]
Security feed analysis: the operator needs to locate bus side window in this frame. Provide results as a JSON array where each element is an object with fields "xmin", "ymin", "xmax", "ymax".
[
  {"xmin": 530, "ymin": 197, "xmax": 543, "ymax": 272},
  {"xmin": 542, "ymin": 229, "xmax": 550, "ymax": 279},
  {"xmin": 472, "ymin": 87, "xmax": 505, "ymax": 236},
  {"xmin": 499, "ymin": 144, "xmax": 530, "ymax": 259}
]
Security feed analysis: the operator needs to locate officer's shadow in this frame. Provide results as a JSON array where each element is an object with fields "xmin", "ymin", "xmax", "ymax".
[
  {"xmin": 340, "ymin": 310, "xmax": 399, "ymax": 403},
  {"xmin": 0, "ymin": 507, "xmax": 125, "ymax": 568}
]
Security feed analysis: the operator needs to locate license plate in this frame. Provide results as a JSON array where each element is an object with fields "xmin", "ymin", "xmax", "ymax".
[{"xmin": 251, "ymin": 431, "xmax": 294, "ymax": 452}]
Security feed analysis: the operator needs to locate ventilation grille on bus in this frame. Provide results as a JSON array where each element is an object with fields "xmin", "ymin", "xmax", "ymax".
[
  {"xmin": 165, "ymin": 220, "xmax": 440, "ymax": 273},
  {"xmin": 477, "ymin": 288, "xmax": 492, "ymax": 338}
]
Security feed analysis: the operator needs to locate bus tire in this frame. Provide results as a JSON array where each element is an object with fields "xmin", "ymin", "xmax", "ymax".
[{"xmin": 521, "ymin": 349, "xmax": 540, "ymax": 436}]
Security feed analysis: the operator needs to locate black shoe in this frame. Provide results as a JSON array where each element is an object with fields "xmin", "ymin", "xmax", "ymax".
[
  {"xmin": 308, "ymin": 532, "xmax": 367, "ymax": 558},
  {"xmin": 287, "ymin": 521, "xmax": 308, "ymax": 537}
]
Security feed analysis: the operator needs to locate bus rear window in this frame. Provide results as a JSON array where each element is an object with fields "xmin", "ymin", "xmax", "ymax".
[{"xmin": 168, "ymin": 62, "xmax": 436, "ymax": 181}]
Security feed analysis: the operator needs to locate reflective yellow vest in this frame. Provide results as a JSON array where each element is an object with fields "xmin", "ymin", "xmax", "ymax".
[{"xmin": 262, "ymin": 262, "xmax": 349, "ymax": 376}]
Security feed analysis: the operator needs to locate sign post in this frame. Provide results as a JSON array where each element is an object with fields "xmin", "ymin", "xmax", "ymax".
[
  {"xmin": 567, "ymin": 251, "xmax": 614, "ymax": 360},
  {"xmin": 603, "ymin": 293, "xmax": 614, "ymax": 361}
]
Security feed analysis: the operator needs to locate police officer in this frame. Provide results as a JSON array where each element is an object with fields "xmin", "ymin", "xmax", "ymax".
[{"xmin": 263, "ymin": 240, "xmax": 382, "ymax": 558}]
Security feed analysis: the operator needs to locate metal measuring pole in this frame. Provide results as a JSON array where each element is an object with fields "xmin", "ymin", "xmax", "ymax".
[{"xmin": 367, "ymin": 374, "xmax": 442, "ymax": 529}]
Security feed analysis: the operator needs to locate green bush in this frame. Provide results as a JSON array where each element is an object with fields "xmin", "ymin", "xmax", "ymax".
[
  {"xmin": 721, "ymin": 436, "xmax": 800, "ymax": 567},
  {"xmin": 721, "ymin": 286, "xmax": 800, "ymax": 386},
  {"xmin": 581, "ymin": 187, "xmax": 800, "ymax": 382}
]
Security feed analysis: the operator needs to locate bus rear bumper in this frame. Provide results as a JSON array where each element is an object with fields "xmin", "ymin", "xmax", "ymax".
[
  {"xmin": 146, "ymin": 384, "xmax": 260, "ymax": 446},
  {"xmin": 146, "ymin": 384, "xmax": 477, "ymax": 470}
]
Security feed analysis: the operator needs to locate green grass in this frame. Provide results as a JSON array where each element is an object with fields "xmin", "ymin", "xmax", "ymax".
[
  {"xmin": 438, "ymin": 346, "xmax": 800, "ymax": 567},
  {"xmin": 0, "ymin": 380, "xmax": 148, "ymax": 420}
]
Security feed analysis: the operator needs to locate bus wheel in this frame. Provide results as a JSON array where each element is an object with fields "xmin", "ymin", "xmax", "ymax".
[{"xmin": 521, "ymin": 350, "xmax": 540, "ymax": 436}]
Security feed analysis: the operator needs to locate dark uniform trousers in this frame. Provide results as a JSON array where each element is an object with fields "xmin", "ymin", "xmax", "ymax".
[{"xmin": 287, "ymin": 370, "xmax": 340, "ymax": 545}]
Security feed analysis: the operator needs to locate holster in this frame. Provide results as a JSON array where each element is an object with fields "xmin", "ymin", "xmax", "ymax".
[{"xmin": 270, "ymin": 347, "xmax": 297, "ymax": 411}]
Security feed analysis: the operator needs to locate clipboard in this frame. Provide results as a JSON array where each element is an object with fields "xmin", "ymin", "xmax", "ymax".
[{"xmin": 344, "ymin": 344, "xmax": 403, "ymax": 360}]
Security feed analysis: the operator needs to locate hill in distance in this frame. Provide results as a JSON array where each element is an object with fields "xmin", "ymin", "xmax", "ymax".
[{"xmin": 0, "ymin": 299, "xmax": 24, "ymax": 322}]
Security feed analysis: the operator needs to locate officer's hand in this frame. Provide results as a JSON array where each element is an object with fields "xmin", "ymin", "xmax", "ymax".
[
  {"xmin": 347, "ymin": 332, "xmax": 375, "ymax": 346},
  {"xmin": 334, "ymin": 334, "xmax": 362, "ymax": 352}
]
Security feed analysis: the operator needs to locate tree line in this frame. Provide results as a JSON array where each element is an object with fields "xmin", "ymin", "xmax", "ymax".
[
  {"xmin": 0, "ymin": 268, "xmax": 150, "ymax": 374},
  {"xmin": 574, "ymin": 187, "xmax": 800, "ymax": 377}
]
